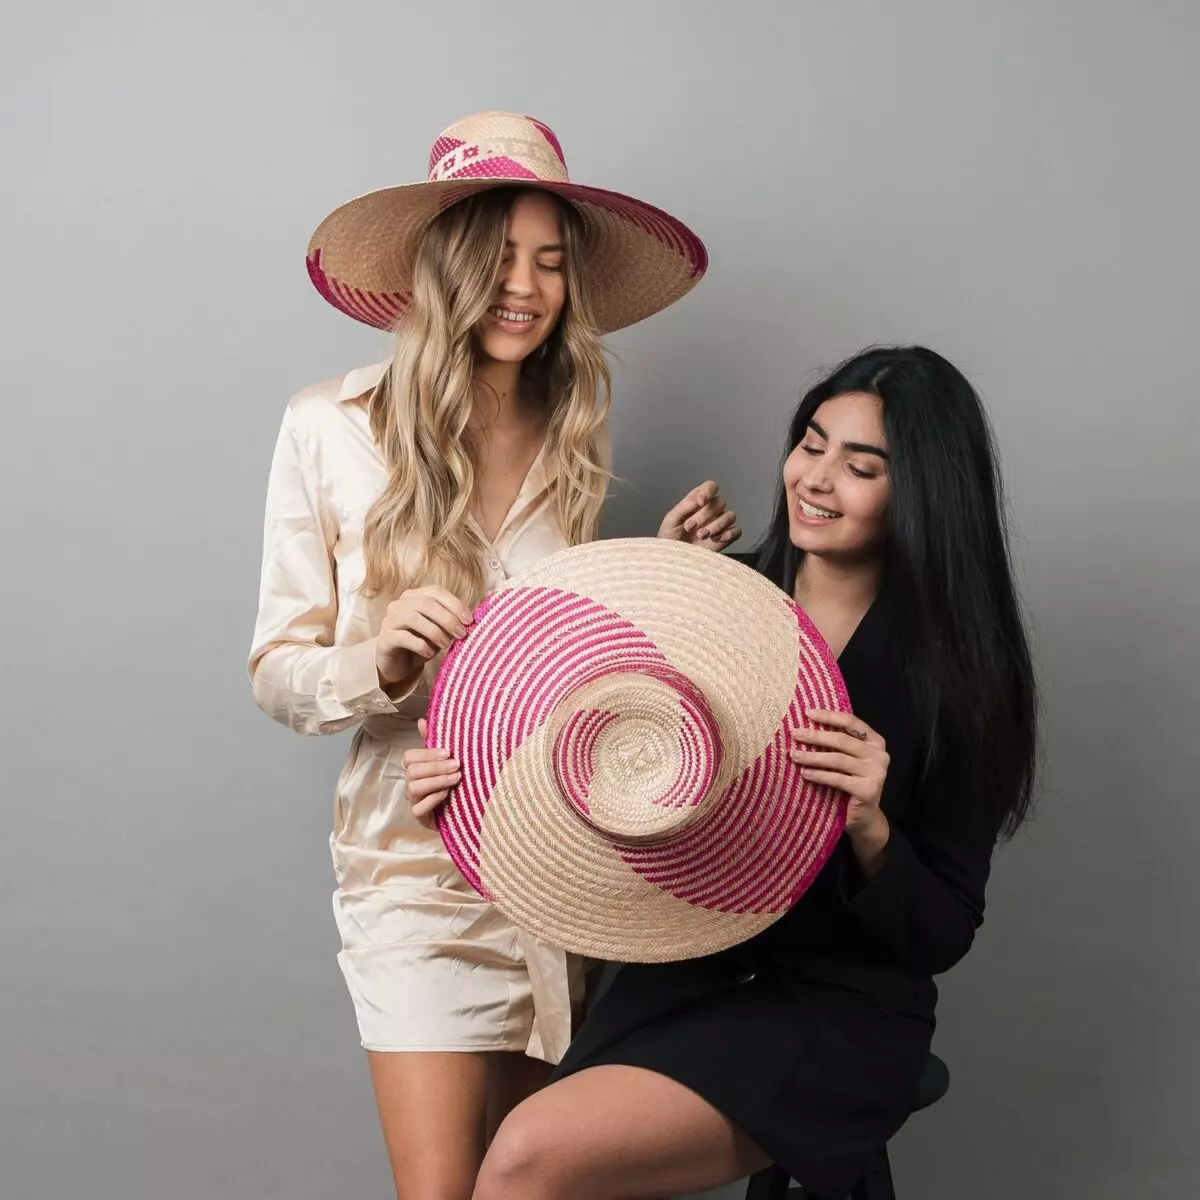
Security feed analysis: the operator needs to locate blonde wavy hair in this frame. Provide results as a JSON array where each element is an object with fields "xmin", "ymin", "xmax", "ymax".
[{"xmin": 362, "ymin": 187, "xmax": 612, "ymax": 605}]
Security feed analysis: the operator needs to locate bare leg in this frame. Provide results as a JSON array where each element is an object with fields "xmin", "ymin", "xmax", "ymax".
[
  {"xmin": 368, "ymin": 1050, "xmax": 489, "ymax": 1200},
  {"xmin": 473, "ymin": 1064, "xmax": 771, "ymax": 1200},
  {"xmin": 485, "ymin": 1051, "xmax": 554, "ymax": 1141}
]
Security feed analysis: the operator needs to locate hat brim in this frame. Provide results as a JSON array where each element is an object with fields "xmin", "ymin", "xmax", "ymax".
[
  {"xmin": 306, "ymin": 178, "xmax": 707, "ymax": 335},
  {"xmin": 426, "ymin": 539, "xmax": 851, "ymax": 964}
]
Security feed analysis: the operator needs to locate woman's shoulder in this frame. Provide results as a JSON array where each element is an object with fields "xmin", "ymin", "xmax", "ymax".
[{"xmin": 282, "ymin": 361, "xmax": 387, "ymax": 443}]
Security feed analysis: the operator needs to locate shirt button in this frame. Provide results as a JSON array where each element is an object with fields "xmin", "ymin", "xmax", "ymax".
[
  {"xmin": 488, "ymin": 558, "xmax": 501, "ymax": 571},
  {"xmin": 373, "ymin": 697, "xmax": 389, "ymax": 708}
]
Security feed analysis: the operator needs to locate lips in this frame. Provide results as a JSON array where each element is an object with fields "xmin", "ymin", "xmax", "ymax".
[
  {"xmin": 796, "ymin": 495, "xmax": 841, "ymax": 520},
  {"xmin": 487, "ymin": 305, "xmax": 539, "ymax": 328}
]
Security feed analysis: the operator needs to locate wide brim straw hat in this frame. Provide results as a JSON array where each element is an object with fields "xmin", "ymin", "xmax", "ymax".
[
  {"xmin": 305, "ymin": 110, "xmax": 708, "ymax": 335},
  {"xmin": 425, "ymin": 539, "xmax": 853, "ymax": 963}
]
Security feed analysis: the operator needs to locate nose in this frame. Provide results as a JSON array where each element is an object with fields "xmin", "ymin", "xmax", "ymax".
[
  {"xmin": 799, "ymin": 456, "xmax": 834, "ymax": 494},
  {"xmin": 499, "ymin": 251, "xmax": 536, "ymax": 297}
]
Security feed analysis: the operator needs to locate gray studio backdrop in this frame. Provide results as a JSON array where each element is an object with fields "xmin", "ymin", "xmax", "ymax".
[{"xmin": 5, "ymin": 3, "xmax": 1198, "ymax": 1199}]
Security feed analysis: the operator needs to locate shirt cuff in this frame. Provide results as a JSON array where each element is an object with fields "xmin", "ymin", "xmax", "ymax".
[{"xmin": 332, "ymin": 638, "xmax": 400, "ymax": 717}]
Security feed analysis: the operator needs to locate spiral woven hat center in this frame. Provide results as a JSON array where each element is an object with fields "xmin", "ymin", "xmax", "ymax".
[
  {"xmin": 549, "ymin": 666, "xmax": 723, "ymax": 843},
  {"xmin": 425, "ymin": 538, "xmax": 852, "ymax": 963}
]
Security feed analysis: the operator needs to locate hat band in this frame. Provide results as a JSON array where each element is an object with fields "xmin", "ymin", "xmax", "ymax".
[{"xmin": 429, "ymin": 138, "xmax": 570, "ymax": 184}]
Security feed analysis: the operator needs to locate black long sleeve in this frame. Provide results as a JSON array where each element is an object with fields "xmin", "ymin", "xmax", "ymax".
[{"xmin": 837, "ymin": 789, "xmax": 999, "ymax": 974}]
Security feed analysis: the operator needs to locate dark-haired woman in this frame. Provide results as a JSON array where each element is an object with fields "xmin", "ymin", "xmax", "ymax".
[{"xmin": 468, "ymin": 345, "xmax": 1038, "ymax": 1200}]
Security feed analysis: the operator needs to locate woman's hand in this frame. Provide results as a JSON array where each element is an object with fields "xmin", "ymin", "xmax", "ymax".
[
  {"xmin": 791, "ymin": 709, "xmax": 891, "ymax": 875},
  {"xmin": 376, "ymin": 586, "xmax": 474, "ymax": 690},
  {"xmin": 656, "ymin": 481, "xmax": 741, "ymax": 551},
  {"xmin": 402, "ymin": 718, "xmax": 460, "ymax": 828}
]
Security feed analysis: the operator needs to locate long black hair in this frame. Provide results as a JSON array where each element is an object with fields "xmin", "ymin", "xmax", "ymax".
[{"xmin": 754, "ymin": 345, "xmax": 1037, "ymax": 839}]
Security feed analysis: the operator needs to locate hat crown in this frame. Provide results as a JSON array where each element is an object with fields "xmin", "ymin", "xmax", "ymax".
[
  {"xmin": 549, "ymin": 669, "xmax": 724, "ymax": 845},
  {"xmin": 426, "ymin": 111, "xmax": 570, "ymax": 185}
]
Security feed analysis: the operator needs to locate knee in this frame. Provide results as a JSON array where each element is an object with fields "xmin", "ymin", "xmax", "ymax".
[{"xmin": 473, "ymin": 1107, "xmax": 563, "ymax": 1200}]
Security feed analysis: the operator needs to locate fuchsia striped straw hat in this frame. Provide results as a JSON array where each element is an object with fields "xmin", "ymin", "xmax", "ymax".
[
  {"xmin": 425, "ymin": 539, "xmax": 853, "ymax": 963},
  {"xmin": 306, "ymin": 110, "xmax": 707, "ymax": 334}
]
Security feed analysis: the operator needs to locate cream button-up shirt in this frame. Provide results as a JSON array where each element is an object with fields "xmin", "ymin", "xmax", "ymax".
[{"xmin": 249, "ymin": 361, "xmax": 597, "ymax": 1061}]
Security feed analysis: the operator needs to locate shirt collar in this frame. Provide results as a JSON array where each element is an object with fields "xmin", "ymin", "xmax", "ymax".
[{"xmin": 336, "ymin": 360, "xmax": 389, "ymax": 403}]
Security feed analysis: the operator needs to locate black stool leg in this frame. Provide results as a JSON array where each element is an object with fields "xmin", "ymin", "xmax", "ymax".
[
  {"xmin": 744, "ymin": 1164, "xmax": 791, "ymax": 1199},
  {"xmin": 849, "ymin": 1148, "xmax": 896, "ymax": 1200}
]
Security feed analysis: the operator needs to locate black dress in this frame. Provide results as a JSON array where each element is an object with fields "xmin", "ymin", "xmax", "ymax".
[{"xmin": 550, "ymin": 568, "xmax": 1005, "ymax": 1197}]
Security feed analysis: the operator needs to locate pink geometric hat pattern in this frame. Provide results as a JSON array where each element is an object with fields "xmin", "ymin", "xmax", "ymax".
[
  {"xmin": 425, "ymin": 538, "xmax": 852, "ymax": 963},
  {"xmin": 306, "ymin": 111, "xmax": 708, "ymax": 335}
]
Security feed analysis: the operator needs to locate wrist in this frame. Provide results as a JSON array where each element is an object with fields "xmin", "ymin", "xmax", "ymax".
[
  {"xmin": 375, "ymin": 645, "xmax": 411, "ymax": 690},
  {"xmin": 848, "ymin": 812, "xmax": 890, "ymax": 877},
  {"xmin": 375, "ymin": 656, "xmax": 400, "ymax": 688},
  {"xmin": 379, "ymin": 672, "xmax": 406, "ymax": 697}
]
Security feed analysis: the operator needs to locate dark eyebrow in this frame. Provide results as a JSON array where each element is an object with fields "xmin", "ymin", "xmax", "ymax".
[{"xmin": 808, "ymin": 419, "xmax": 889, "ymax": 460}]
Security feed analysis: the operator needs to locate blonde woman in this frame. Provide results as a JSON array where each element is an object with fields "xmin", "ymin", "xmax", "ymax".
[{"xmin": 248, "ymin": 113, "xmax": 736, "ymax": 1200}]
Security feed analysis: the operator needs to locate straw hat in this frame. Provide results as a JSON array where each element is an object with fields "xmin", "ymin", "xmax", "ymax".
[
  {"xmin": 306, "ymin": 110, "xmax": 708, "ymax": 334},
  {"xmin": 426, "ymin": 539, "xmax": 852, "ymax": 963}
]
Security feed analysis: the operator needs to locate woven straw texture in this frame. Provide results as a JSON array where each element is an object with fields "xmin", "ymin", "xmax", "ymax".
[
  {"xmin": 426, "ymin": 539, "xmax": 851, "ymax": 963},
  {"xmin": 306, "ymin": 111, "xmax": 707, "ymax": 334}
]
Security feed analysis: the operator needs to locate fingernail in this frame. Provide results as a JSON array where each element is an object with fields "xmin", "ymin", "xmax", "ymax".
[
  {"xmin": 422, "ymin": 646, "xmax": 435, "ymax": 657},
  {"xmin": 684, "ymin": 521, "xmax": 695, "ymax": 532},
  {"xmin": 455, "ymin": 626, "xmax": 467, "ymax": 638},
  {"xmin": 461, "ymin": 610, "xmax": 475, "ymax": 623},
  {"xmin": 699, "ymin": 529, "xmax": 710, "ymax": 540}
]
